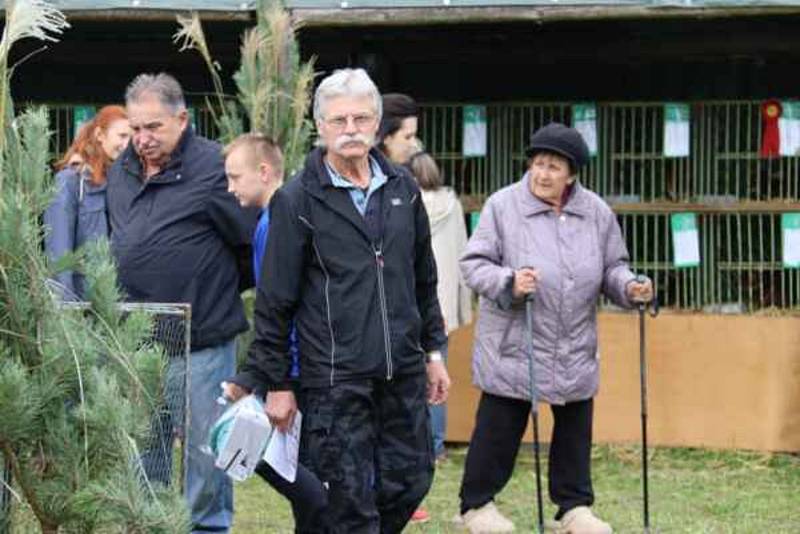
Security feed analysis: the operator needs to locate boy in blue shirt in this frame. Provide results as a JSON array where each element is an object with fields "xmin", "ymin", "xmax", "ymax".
[{"xmin": 222, "ymin": 133, "xmax": 327, "ymax": 533}]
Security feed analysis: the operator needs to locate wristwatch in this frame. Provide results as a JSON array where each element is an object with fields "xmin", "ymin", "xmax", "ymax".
[{"xmin": 426, "ymin": 350, "xmax": 443, "ymax": 363}]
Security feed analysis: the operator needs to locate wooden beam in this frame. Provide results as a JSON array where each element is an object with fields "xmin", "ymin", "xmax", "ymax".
[
  {"xmin": 459, "ymin": 195, "xmax": 800, "ymax": 214},
  {"xmin": 56, "ymin": 9, "xmax": 252, "ymax": 22},
  {"xmin": 290, "ymin": 5, "xmax": 800, "ymax": 28}
]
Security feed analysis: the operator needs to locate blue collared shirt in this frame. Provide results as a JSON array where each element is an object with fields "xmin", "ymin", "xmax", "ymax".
[{"xmin": 325, "ymin": 156, "xmax": 387, "ymax": 216}]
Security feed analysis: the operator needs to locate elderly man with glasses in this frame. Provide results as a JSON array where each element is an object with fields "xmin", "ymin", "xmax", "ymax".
[{"xmin": 237, "ymin": 68, "xmax": 450, "ymax": 533}]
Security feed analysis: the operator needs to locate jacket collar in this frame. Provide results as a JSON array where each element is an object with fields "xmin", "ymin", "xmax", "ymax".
[
  {"xmin": 516, "ymin": 172, "xmax": 591, "ymax": 217},
  {"xmin": 120, "ymin": 126, "xmax": 193, "ymax": 184},
  {"xmin": 302, "ymin": 146, "xmax": 401, "ymax": 191},
  {"xmin": 300, "ymin": 147, "xmax": 403, "ymax": 244}
]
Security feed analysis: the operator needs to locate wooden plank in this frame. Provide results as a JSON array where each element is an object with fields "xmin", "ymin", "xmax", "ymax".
[
  {"xmin": 290, "ymin": 5, "xmax": 800, "ymax": 28},
  {"xmin": 459, "ymin": 195, "xmax": 800, "ymax": 214},
  {"xmin": 49, "ymin": 9, "xmax": 252, "ymax": 21}
]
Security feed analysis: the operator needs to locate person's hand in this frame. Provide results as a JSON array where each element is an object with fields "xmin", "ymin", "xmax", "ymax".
[
  {"xmin": 222, "ymin": 382, "xmax": 250, "ymax": 403},
  {"xmin": 627, "ymin": 277, "xmax": 654, "ymax": 304},
  {"xmin": 512, "ymin": 267, "xmax": 540, "ymax": 300},
  {"xmin": 427, "ymin": 360, "xmax": 451, "ymax": 405},
  {"xmin": 265, "ymin": 390, "xmax": 297, "ymax": 433}
]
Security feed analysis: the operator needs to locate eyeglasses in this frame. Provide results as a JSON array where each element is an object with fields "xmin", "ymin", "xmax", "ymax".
[{"xmin": 323, "ymin": 113, "xmax": 376, "ymax": 130}]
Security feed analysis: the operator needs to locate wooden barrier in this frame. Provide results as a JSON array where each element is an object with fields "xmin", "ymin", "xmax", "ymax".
[{"xmin": 446, "ymin": 312, "xmax": 800, "ymax": 452}]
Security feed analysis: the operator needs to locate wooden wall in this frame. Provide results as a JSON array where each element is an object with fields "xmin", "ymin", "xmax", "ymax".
[{"xmin": 447, "ymin": 312, "xmax": 800, "ymax": 452}]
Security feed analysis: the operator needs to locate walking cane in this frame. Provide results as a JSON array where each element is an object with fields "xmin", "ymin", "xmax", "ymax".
[
  {"xmin": 636, "ymin": 275, "xmax": 658, "ymax": 533},
  {"xmin": 524, "ymin": 293, "xmax": 545, "ymax": 534}
]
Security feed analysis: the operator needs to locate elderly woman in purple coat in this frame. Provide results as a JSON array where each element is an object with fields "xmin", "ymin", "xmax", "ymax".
[{"xmin": 455, "ymin": 123, "xmax": 653, "ymax": 534}]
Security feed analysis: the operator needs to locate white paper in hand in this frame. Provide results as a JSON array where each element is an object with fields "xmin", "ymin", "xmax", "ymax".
[{"xmin": 263, "ymin": 411, "xmax": 302, "ymax": 483}]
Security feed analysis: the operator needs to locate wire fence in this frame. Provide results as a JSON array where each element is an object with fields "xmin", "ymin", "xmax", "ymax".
[
  {"xmin": 417, "ymin": 100, "xmax": 800, "ymax": 312},
  {"xmin": 39, "ymin": 100, "xmax": 800, "ymax": 311},
  {"xmin": 0, "ymin": 302, "xmax": 191, "ymax": 530}
]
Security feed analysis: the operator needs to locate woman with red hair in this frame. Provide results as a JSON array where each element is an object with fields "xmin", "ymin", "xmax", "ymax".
[{"xmin": 45, "ymin": 105, "xmax": 130, "ymax": 299}]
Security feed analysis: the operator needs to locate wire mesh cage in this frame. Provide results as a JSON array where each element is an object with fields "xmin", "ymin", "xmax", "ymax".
[
  {"xmin": 417, "ymin": 100, "xmax": 800, "ymax": 312},
  {"xmin": 44, "ymin": 104, "xmax": 219, "ymax": 158},
  {"xmin": 129, "ymin": 303, "xmax": 192, "ymax": 491},
  {"xmin": 40, "ymin": 100, "xmax": 800, "ymax": 312}
]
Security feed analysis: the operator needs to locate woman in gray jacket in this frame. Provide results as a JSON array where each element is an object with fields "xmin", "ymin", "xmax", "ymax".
[
  {"xmin": 45, "ymin": 105, "xmax": 130, "ymax": 299},
  {"xmin": 456, "ymin": 123, "xmax": 652, "ymax": 534}
]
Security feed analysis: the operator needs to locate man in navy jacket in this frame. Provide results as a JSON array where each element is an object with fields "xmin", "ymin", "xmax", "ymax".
[
  {"xmin": 238, "ymin": 68, "xmax": 450, "ymax": 533},
  {"xmin": 107, "ymin": 73, "xmax": 255, "ymax": 534}
]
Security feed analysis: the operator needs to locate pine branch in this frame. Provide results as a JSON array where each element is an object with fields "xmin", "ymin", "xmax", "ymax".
[{"xmin": 1, "ymin": 440, "xmax": 58, "ymax": 532}]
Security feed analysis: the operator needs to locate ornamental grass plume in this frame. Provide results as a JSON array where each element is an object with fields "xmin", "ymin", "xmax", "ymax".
[
  {"xmin": 0, "ymin": 0, "xmax": 67, "ymax": 173},
  {"xmin": 174, "ymin": 0, "xmax": 316, "ymax": 173}
]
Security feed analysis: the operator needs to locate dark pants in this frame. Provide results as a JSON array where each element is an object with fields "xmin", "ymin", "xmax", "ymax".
[
  {"xmin": 300, "ymin": 373, "xmax": 434, "ymax": 534},
  {"xmin": 255, "ymin": 461, "xmax": 329, "ymax": 533},
  {"xmin": 459, "ymin": 392, "xmax": 594, "ymax": 520}
]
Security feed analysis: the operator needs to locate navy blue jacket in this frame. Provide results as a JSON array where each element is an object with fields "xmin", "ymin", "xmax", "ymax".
[
  {"xmin": 107, "ymin": 127, "xmax": 257, "ymax": 350},
  {"xmin": 240, "ymin": 147, "xmax": 447, "ymax": 390},
  {"xmin": 44, "ymin": 166, "xmax": 109, "ymax": 299}
]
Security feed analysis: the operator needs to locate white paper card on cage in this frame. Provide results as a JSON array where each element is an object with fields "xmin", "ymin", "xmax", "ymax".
[
  {"xmin": 572, "ymin": 103, "xmax": 598, "ymax": 156},
  {"xmin": 263, "ymin": 411, "xmax": 302, "ymax": 483},
  {"xmin": 671, "ymin": 213, "xmax": 700, "ymax": 268},
  {"xmin": 782, "ymin": 213, "xmax": 800, "ymax": 268},
  {"xmin": 663, "ymin": 103, "xmax": 690, "ymax": 158},
  {"xmin": 779, "ymin": 101, "xmax": 800, "ymax": 156},
  {"xmin": 462, "ymin": 105, "xmax": 487, "ymax": 157}
]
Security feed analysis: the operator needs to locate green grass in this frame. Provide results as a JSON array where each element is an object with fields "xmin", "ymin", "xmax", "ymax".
[
  {"xmin": 232, "ymin": 445, "xmax": 800, "ymax": 533},
  {"xmin": 8, "ymin": 445, "xmax": 799, "ymax": 532}
]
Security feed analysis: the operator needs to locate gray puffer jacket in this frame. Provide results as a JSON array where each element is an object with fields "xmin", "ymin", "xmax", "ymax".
[{"xmin": 460, "ymin": 175, "xmax": 636, "ymax": 404}]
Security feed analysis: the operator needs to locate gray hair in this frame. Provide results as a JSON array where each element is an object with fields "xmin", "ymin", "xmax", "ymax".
[
  {"xmin": 125, "ymin": 73, "xmax": 186, "ymax": 114},
  {"xmin": 313, "ymin": 68, "xmax": 382, "ymax": 124}
]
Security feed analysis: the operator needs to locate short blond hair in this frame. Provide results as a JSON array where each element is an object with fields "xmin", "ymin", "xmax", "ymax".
[{"xmin": 223, "ymin": 132, "xmax": 284, "ymax": 179}]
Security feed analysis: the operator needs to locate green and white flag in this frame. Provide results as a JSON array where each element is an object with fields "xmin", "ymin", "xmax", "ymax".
[
  {"xmin": 782, "ymin": 213, "xmax": 800, "ymax": 268},
  {"xmin": 73, "ymin": 106, "xmax": 95, "ymax": 134},
  {"xmin": 462, "ymin": 105, "xmax": 487, "ymax": 158},
  {"xmin": 779, "ymin": 101, "xmax": 800, "ymax": 156},
  {"xmin": 664, "ymin": 103, "xmax": 690, "ymax": 158},
  {"xmin": 572, "ymin": 103, "xmax": 598, "ymax": 156},
  {"xmin": 671, "ymin": 213, "xmax": 700, "ymax": 268}
]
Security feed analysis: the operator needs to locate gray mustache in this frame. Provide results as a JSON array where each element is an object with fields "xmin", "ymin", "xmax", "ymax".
[{"xmin": 333, "ymin": 134, "xmax": 373, "ymax": 150}]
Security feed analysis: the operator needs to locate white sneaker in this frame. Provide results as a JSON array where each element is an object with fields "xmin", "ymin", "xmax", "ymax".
[
  {"xmin": 457, "ymin": 502, "xmax": 515, "ymax": 533},
  {"xmin": 552, "ymin": 506, "xmax": 612, "ymax": 534}
]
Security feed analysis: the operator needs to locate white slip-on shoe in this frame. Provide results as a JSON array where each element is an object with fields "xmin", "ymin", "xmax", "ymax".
[
  {"xmin": 460, "ymin": 502, "xmax": 515, "ymax": 533},
  {"xmin": 555, "ymin": 506, "xmax": 612, "ymax": 534}
]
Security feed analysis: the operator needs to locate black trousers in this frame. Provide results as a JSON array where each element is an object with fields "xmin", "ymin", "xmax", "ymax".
[
  {"xmin": 459, "ymin": 392, "xmax": 594, "ymax": 520},
  {"xmin": 255, "ymin": 461, "xmax": 329, "ymax": 533},
  {"xmin": 300, "ymin": 373, "xmax": 434, "ymax": 534}
]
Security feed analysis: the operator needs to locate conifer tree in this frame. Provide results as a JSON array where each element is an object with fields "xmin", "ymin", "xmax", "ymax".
[{"xmin": 0, "ymin": 2, "xmax": 189, "ymax": 532}]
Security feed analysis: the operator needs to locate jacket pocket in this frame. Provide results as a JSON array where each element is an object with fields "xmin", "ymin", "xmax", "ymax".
[
  {"xmin": 300, "ymin": 396, "xmax": 343, "ymax": 484},
  {"xmin": 498, "ymin": 315, "xmax": 523, "ymax": 358},
  {"xmin": 479, "ymin": 303, "xmax": 523, "ymax": 358}
]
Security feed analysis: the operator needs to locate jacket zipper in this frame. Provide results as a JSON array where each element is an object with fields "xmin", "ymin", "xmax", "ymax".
[{"xmin": 374, "ymin": 245, "xmax": 393, "ymax": 380}]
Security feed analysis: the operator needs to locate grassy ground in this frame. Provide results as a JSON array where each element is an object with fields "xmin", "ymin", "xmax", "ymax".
[
  {"xmin": 232, "ymin": 444, "xmax": 800, "ymax": 533},
  {"xmin": 8, "ymin": 444, "xmax": 799, "ymax": 532}
]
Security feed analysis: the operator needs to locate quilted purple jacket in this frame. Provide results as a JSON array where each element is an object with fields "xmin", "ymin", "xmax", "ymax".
[{"xmin": 460, "ymin": 176, "xmax": 636, "ymax": 404}]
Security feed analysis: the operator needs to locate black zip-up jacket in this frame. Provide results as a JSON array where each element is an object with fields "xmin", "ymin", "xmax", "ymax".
[
  {"xmin": 107, "ymin": 127, "xmax": 257, "ymax": 350},
  {"xmin": 241, "ymin": 147, "xmax": 447, "ymax": 390}
]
